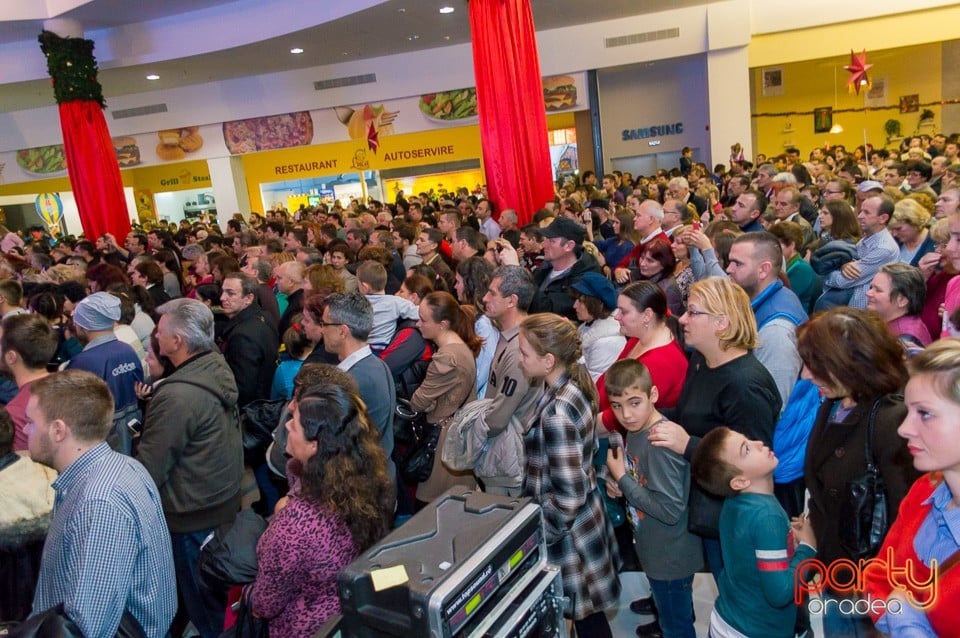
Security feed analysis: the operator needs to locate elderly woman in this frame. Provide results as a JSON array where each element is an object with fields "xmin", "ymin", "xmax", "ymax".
[
  {"xmin": 890, "ymin": 198, "xmax": 936, "ymax": 267},
  {"xmin": 252, "ymin": 383, "xmax": 391, "ymax": 638},
  {"xmin": 917, "ymin": 219, "xmax": 957, "ymax": 337},
  {"xmin": 866, "ymin": 262, "xmax": 932, "ymax": 350},
  {"xmin": 518, "ymin": 314, "xmax": 620, "ymax": 637},
  {"xmin": 798, "ymin": 308, "xmax": 918, "ymax": 636},
  {"xmin": 569, "ymin": 272, "xmax": 625, "ymax": 381},
  {"xmin": 647, "ymin": 277, "xmax": 780, "ymax": 576},
  {"xmin": 865, "ymin": 339, "xmax": 960, "ymax": 636}
]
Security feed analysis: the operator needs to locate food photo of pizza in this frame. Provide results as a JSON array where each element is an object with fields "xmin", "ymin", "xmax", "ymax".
[{"xmin": 222, "ymin": 112, "xmax": 314, "ymax": 154}]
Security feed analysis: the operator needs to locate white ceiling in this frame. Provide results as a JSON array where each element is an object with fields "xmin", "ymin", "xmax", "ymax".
[{"xmin": 0, "ymin": 0, "xmax": 716, "ymax": 113}]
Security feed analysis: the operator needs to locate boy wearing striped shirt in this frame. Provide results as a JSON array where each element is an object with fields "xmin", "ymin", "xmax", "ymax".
[{"xmin": 692, "ymin": 427, "xmax": 817, "ymax": 638}]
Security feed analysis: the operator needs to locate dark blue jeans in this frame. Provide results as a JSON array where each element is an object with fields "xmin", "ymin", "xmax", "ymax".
[
  {"xmin": 703, "ymin": 537, "xmax": 723, "ymax": 583},
  {"xmin": 648, "ymin": 575, "xmax": 696, "ymax": 638},
  {"xmin": 171, "ymin": 529, "xmax": 225, "ymax": 638}
]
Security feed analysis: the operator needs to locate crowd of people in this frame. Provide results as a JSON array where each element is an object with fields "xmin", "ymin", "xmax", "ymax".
[{"xmin": 2, "ymin": 132, "xmax": 960, "ymax": 638}]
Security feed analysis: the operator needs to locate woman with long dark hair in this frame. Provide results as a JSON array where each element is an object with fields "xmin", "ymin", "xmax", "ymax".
[
  {"xmin": 410, "ymin": 291, "xmax": 481, "ymax": 505},
  {"xmin": 596, "ymin": 281, "xmax": 687, "ymax": 432},
  {"xmin": 518, "ymin": 313, "xmax": 620, "ymax": 637},
  {"xmin": 252, "ymin": 383, "xmax": 391, "ymax": 638},
  {"xmin": 454, "ymin": 256, "xmax": 496, "ymax": 398}
]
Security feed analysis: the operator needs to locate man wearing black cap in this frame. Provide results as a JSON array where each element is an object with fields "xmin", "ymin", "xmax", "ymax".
[{"xmin": 500, "ymin": 216, "xmax": 600, "ymax": 322}]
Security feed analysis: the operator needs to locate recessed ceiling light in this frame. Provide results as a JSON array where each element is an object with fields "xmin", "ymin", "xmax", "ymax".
[
  {"xmin": 290, "ymin": 47, "xmax": 304, "ymax": 54},
  {"xmin": 146, "ymin": 74, "xmax": 160, "ymax": 80},
  {"xmin": 439, "ymin": 6, "xmax": 455, "ymax": 13},
  {"xmin": 443, "ymin": 35, "xmax": 451, "ymax": 41},
  {"xmin": 408, "ymin": 34, "xmax": 420, "ymax": 41}
]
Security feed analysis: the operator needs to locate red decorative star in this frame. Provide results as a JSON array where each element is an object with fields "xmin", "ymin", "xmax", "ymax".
[
  {"xmin": 367, "ymin": 122, "xmax": 379, "ymax": 154},
  {"xmin": 844, "ymin": 49, "xmax": 873, "ymax": 95}
]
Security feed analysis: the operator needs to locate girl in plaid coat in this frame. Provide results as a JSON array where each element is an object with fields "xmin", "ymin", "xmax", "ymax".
[{"xmin": 518, "ymin": 313, "xmax": 621, "ymax": 637}]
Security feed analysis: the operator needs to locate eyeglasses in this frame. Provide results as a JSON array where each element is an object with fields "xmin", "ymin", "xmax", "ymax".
[
  {"xmin": 823, "ymin": 190, "xmax": 845, "ymax": 195},
  {"xmin": 685, "ymin": 309, "xmax": 718, "ymax": 318},
  {"xmin": 316, "ymin": 321, "xmax": 345, "ymax": 328}
]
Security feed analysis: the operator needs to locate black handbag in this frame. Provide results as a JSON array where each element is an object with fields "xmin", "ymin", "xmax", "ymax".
[
  {"xmin": 199, "ymin": 508, "xmax": 268, "ymax": 592},
  {"xmin": 220, "ymin": 587, "xmax": 268, "ymax": 638},
  {"xmin": 839, "ymin": 397, "xmax": 889, "ymax": 560},
  {"xmin": 397, "ymin": 401, "xmax": 440, "ymax": 484},
  {"xmin": 393, "ymin": 398, "xmax": 421, "ymax": 446},
  {"xmin": 7, "ymin": 604, "xmax": 145, "ymax": 638},
  {"xmin": 240, "ymin": 399, "xmax": 286, "ymax": 467}
]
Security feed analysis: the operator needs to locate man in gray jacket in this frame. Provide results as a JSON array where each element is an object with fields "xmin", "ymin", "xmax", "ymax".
[
  {"xmin": 136, "ymin": 299, "xmax": 242, "ymax": 638},
  {"xmin": 478, "ymin": 266, "xmax": 541, "ymax": 495}
]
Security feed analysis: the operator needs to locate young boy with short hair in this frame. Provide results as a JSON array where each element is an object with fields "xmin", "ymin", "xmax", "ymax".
[
  {"xmin": 605, "ymin": 360, "xmax": 702, "ymax": 638},
  {"xmin": 692, "ymin": 426, "xmax": 817, "ymax": 638}
]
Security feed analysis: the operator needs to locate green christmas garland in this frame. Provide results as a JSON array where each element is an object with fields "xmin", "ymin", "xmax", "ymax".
[{"xmin": 38, "ymin": 30, "xmax": 106, "ymax": 107}]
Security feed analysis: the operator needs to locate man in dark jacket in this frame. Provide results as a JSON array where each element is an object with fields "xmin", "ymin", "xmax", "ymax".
[
  {"xmin": 528, "ymin": 217, "xmax": 601, "ymax": 322},
  {"xmin": 135, "ymin": 298, "xmax": 242, "ymax": 638},
  {"xmin": 218, "ymin": 273, "xmax": 278, "ymax": 407}
]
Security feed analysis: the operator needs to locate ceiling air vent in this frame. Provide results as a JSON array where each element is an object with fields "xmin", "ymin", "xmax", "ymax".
[
  {"xmin": 111, "ymin": 103, "xmax": 169, "ymax": 120},
  {"xmin": 314, "ymin": 73, "xmax": 377, "ymax": 91},
  {"xmin": 605, "ymin": 28, "xmax": 679, "ymax": 48}
]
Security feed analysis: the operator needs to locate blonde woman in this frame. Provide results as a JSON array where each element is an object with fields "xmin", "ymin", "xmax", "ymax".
[{"xmin": 890, "ymin": 197, "xmax": 935, "ymax": 266}]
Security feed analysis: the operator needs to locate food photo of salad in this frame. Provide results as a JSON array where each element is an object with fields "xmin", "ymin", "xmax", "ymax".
[
  {"xmin": 16, "ymin": 144, "xmax": 67, "ymax": 177},
  {"xmin": 419, "ymin": 88, "xmax": 478, "ymax": 123}
]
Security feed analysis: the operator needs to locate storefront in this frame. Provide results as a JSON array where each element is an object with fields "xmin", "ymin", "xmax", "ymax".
[{"xmin": 240, "ymin": 126, "xmax": 484, "ymax": 212}]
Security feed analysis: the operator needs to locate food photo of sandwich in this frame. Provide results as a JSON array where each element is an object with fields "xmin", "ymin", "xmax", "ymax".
[
  {"xmin": 542, "ymin": 75, "xmax": 578, "ymax": 111},
  {"xmin": 112, "ymin": 137, "xmax": 141, "ymax": 167}
]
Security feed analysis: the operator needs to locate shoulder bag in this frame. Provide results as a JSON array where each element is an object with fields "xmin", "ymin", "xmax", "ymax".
[
  {"xmin": 840, "ymin": 397, "xmax": 890, "ymax": 560},
  {"xmin": 396, "ymin": 400, "xmax": 439, "ymax": 483}
]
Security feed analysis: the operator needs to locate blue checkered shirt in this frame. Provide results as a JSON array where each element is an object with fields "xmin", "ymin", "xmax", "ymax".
[{"xmin": 32, "ymin": 442, "xmax": 177, "ymax": 638}]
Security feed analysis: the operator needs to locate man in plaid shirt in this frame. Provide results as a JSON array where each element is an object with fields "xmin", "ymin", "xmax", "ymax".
[{"xmin": 26, "ymin": 370, "xmax": 176, "ymax": 637}]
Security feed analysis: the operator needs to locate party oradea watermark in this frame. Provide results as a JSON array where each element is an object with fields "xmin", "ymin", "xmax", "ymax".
[{"xmin": 794, "ymin": 548, "xmax": 939, "ymax": 616}]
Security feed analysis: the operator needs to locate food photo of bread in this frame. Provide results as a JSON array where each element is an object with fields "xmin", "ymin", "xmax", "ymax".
[
  {"xmin": 542, "ymin": 75, "xmax": 577, "ymax": 111},
  {"xmin": 155, "ymin": 126, "xmax": 204, "ymax": 161}
]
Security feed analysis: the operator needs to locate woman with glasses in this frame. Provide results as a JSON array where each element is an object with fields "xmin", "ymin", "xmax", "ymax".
[
  {"xmin": 917, "ymin": 219, "xmax": 957, "ymax": 338},
  {"xmin": 252, "ymin": 383, "xmax": 391, "ymax": 638},
  {"xmin": 647, "ymin": 277, "xmax": 780, "ymax": 576}
]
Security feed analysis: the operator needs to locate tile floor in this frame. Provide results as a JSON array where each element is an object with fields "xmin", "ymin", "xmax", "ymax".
[{"xmin": 608, "ymin": 571, "xmax": 825, "ymax": 638}]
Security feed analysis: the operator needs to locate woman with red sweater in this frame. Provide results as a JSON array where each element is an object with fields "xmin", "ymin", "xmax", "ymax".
[
  {"xmin": 596, "ymin": 281, "xmax": 687, "ymax": 432},
  {"xmin": 866, "ymin": 338, "xmax": 960, "ymax": 636}
]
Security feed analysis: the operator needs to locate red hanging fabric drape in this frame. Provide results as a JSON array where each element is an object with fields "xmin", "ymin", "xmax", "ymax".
[
  {"xmin": 469, "ymin": 0, "xmax": 554, "ymax": 226},
  {"xmin": 59, "ymin": 100, "xmax": 130, "ymax": 240},
  {"xmin": 40, "ymin": 30, "xmax": 130, "ymax": 241}
]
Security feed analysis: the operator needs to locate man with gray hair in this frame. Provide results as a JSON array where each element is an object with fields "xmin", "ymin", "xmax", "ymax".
[
  {"xmin": 135, "ymin": 298, "xmax": 242, "ymax": 638},
  {"xmin": 666, "ymin": 176, "xmax": 707, "ymax": 215},
  {"xmin": 476, "ymin": 266, "xmax": 541, "ymax": 495},
  {"xmin": 319, "ymin": 292, "xmax": 396, "ymax": 501}
]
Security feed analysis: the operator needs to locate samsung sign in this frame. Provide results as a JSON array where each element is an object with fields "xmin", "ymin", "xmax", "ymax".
[{"xmin": 622, "ymin": 122, "xmax": 684, "ymax": 141}]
